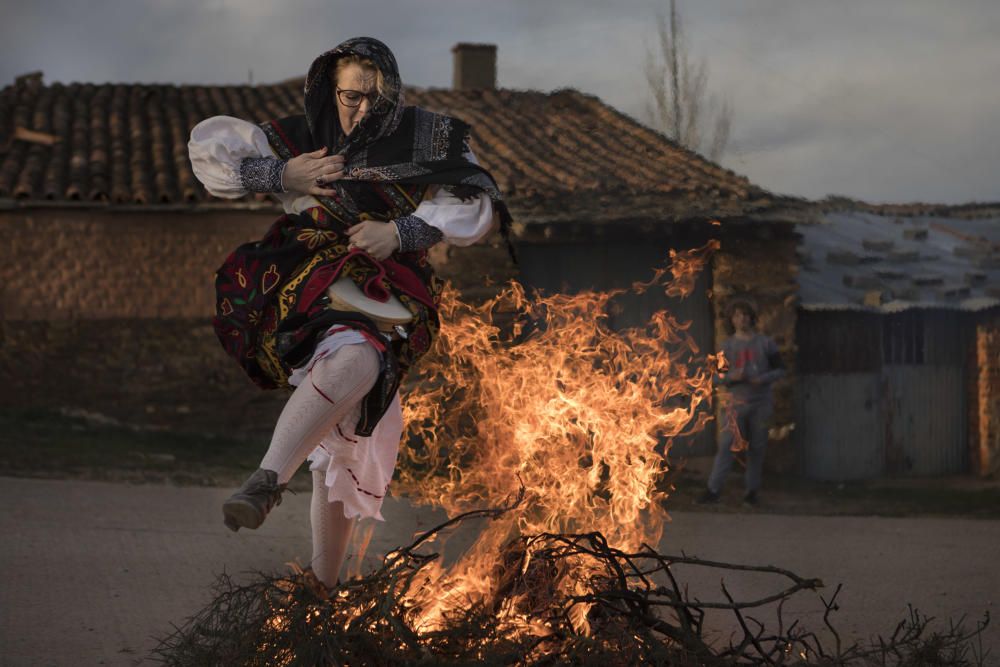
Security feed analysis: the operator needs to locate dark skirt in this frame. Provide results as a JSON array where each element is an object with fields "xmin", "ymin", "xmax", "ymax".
[{"xmin": 212, "ymin": 205, "xmax": 441, "ymax": 434}]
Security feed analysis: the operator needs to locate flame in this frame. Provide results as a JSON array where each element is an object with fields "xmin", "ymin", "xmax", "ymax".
[
  {"xmin": 345, "ymin": 521, "xmax": 375, "ymax": 581},
  {"xmin": 394, "ymin": 241, "xmax": 720, "ymax": 637},
  {"xmin": 722, "ymin": 401, "xmax": 749, "ymax": 454}
]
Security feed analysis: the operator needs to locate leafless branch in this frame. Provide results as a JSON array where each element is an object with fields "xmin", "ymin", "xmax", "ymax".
[{"xmin": 644, "ymin": 0, "xmax": 734, "ymax": 162}]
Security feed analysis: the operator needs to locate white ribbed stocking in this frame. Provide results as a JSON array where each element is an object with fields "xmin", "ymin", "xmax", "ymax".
[
  {"xmin": 259, "ymin": 342, "xmax": 379, "ymax": 484},
  {"xmin": 310, "ymin": 470, "xmax": 355, "ymax": 587}
]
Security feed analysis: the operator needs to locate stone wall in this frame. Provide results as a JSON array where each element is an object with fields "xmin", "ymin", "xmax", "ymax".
[
  {"xmin": 0, "ymin": 207, "xmax": 515, "ymax": 438},
  {"xmin": 0, "ymin": 208, "xmax": 278, "ymax": 320},
  {"xmin": 426, "ymin": 234, "xmax": 518, "ymax": 303},
  {"xmin": 0, "ymin": 207, "xmax": 284, "ymax": 437},
  {"xmin": 0, "ymin": 318, "xmax": 286, "ymax": 436}
]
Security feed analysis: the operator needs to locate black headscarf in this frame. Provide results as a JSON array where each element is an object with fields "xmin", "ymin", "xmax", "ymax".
[
  {"xmin": 303, "ymin": 36, "xmax": 406, "ymax": 154},
  {"xmin": 260, "ymin": 36, "xmax": 514, "ymax": 255}
]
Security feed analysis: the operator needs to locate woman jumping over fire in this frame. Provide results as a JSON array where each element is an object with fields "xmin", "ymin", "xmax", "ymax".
[{"xmin": 188, "ymin": 37, "xmax": 511, "ymax": 589}]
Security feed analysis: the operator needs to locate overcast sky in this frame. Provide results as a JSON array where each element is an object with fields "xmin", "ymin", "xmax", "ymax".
[{"xmin": 4, "ymin": 0, "xmax": 998, "ymax": 204}]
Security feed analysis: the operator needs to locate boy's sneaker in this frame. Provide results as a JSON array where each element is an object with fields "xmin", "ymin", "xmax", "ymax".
[
  {"xmin": 695, "ymin": 489, "xmax": 721, "ymax": 505},
  {"xmin": 742, "ymin": 491, "xmax": 760, "ymax": 507}
]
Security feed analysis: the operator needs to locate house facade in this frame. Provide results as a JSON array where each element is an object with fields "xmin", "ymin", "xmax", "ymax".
[{"xmin": 0, "ymin": 47, "xmax": 802, "ymax": 468}]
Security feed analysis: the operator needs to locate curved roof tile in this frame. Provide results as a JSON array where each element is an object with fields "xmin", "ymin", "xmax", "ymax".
[{"xmin": 0, "ymin": 76, "xmax": 781, "ymax": 220}]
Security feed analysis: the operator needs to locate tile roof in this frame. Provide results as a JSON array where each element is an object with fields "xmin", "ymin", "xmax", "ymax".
[
  {"xmin": 0, "ymin": 74, "xmax": 783, "ymax": 222},
  {"xmin": 798, "ymin": 210, "xmax": 1000, "ymax": 312},
  {"xmin": 818, "ymin": 197, "xmax": 1000, "ymax": 221}
]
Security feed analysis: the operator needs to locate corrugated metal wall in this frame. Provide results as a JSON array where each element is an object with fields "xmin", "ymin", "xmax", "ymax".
[
  {"xmin": 799, "ymin": 374, "xmax": 884, "ymax": 480},
  {"xmin": 884, "ymin": 365, "xmax": 967, "ymax": 475},
  {"xmin": 798, "ymin": 310, "xmax": 971, "ymax": 480}
]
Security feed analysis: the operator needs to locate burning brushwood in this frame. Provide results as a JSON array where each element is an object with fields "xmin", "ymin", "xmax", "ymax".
[
  {"xmin": 153, "ymin": 495, "xmax": 988, "ymax": 666},
  {"xmin": 156, "ymin": 245, "xmax": 987, "ymax": 665},
  {"xmin": 386, "ymin": 243, "xmax": 727, "ymax": 636}
]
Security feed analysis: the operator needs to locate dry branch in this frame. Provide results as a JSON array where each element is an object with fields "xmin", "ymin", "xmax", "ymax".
[{"xmin": 152, "ymin": 497, "xmax": 988, "ymax": 666}]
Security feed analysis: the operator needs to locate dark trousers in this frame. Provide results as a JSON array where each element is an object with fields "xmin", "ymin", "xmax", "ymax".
[{"xmin": 707, "ymin": 399, "xmax": 772, "ymax": 494}]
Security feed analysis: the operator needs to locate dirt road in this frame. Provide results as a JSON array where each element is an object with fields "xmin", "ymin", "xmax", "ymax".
[{"xmin": 2, "ymin": 477, "xmax": 996, "ymax": 666}]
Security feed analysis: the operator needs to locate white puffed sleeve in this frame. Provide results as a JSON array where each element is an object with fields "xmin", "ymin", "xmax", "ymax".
[
  {"xmin": 188, "ymin": 115, "xmax": 279, "ymax": 198},
  {"xmin": 411, "ymin": 147, "xmax": 497, "ymax": 246},
  {"xmin": 413, "ymin": 189, "xmax": 495, "ymax": 246}
]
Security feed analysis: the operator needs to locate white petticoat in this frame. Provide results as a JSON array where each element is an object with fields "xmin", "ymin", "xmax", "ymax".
[{"xmin": 288, "ymin": 328, "xmax": 402, "ymax": 521}]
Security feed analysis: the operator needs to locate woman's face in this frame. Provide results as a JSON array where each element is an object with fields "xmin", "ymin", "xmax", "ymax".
[{"xmin": 334, "ymin": 62, "xmax": 380, "ymax": 136}]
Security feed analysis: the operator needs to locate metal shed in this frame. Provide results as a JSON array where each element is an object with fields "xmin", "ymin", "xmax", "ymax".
[{"xmin": 796, "ymin": 211, "xmax": 1000, "ymax": 480}]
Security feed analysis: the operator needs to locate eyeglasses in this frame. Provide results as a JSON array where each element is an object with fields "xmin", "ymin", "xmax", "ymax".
[{"xmin": 336, "ymin": 88, "xmax": 390, "ymax": 114}]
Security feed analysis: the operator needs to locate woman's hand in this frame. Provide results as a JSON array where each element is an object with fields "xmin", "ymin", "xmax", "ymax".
[
  {"xmin": 281, "ymin": 146, "xmax": 346, "ymax": 196},
  {"xmin": 346, "ymin": 220, "xmax": 400, "ymax": 260}
]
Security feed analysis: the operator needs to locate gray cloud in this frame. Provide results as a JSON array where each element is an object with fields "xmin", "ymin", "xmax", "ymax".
[{"xmin": 2, "ymin": 0, "xmax": 998, "ymax": 203}]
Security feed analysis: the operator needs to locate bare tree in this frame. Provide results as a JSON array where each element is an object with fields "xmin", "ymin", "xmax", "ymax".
[{"xmin": 644, "ymin": 0, "xmax": 733, "ymax": 162}]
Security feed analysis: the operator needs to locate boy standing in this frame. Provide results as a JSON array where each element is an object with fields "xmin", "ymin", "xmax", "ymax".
[{"xmin": 698, "ymin": 299, "xmax": 784, "ymax": 506}]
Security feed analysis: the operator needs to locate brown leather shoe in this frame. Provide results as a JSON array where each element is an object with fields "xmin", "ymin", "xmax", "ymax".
[{"xmin": 222, "ymin": 469, "xmax": 287, "ymax": 532}]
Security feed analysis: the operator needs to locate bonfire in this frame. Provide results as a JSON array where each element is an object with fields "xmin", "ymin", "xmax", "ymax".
[{"xmin": 155, "ymin": 243, "xmax": 987, "ymax": 666}]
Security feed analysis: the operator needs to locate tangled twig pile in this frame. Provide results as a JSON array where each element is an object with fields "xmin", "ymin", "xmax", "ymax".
[{"xmin": 153, "ymin": 497, "xmax": 989, "ymax": 666}]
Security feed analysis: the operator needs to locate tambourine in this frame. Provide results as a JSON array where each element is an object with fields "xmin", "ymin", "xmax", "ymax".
[{"xmin": 326, "ymin": 277, "xmax": 413, "ymax": 333}]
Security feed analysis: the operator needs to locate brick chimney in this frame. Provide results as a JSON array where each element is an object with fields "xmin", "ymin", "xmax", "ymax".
[
  {"xmin": 451, "ymin": 43, "xmax": 497, "ymax": 90},
  {"xmin": 14, "ymin": 71, "xmax": 44, "ymax": 91}
]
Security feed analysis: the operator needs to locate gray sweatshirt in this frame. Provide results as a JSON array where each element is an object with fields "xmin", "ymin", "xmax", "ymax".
[{"xmin": 719, "ymin": 333, "xmax": 785, "ymax": 405}]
